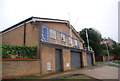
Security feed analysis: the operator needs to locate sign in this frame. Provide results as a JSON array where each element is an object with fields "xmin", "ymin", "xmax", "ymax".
[
  {"xmin": 66, "ymin": 63, "xmax": 70, "ymax": 67},
  {"xmin": 47, "ymin": 62, "xmax": 52, "ymax": 71}
]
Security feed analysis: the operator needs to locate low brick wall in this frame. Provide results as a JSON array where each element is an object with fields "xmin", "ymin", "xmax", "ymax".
[{"xmin": 2, "ymin": 59, "xmax": 40, "ymax": 79}]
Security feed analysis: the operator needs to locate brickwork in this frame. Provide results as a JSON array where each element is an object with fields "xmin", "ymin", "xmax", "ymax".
[
  {"xmin": 25, "ymin": 23, "xmax": 39, "ymax": 46},
  {"xmin": 2, "ymin": 25, "xmax": 24, "ymax": 46},
  {"xmin": 62, "ymin": 49, "xmax": 71, "ymax": 71},
  {"xmin": 40, "ymin": 46, "xmax": 56, "ymax": 74},
  {"xmin": 82, "ymin": 52, "xmax": 88, "ymax": 67},
  {"xmin": 40, "ymin": 46, "xmax": 72, "ymax": 74},
  {"xmin": 2, "ymin": 23, "xmax": 39, "ymax": 46},
  {"xmin": 2, "ymin": 60, "xmax": 40, "ymax": 78}
]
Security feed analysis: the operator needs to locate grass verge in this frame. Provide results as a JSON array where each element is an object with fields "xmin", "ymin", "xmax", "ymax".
[
  {"xmin": 59, "ymin": 74, "xmax": 102, "ymax": 81},
  {"xmin": 112, "ymin": 60, "xmax": 120, "ymax": 64},
  {"xmin": 12, "ymin": 75, "xmax": 42, "ymax": 79},
  {"xmin": 107, "ymin": 64, "xmax": 119, "ymax": 67}
]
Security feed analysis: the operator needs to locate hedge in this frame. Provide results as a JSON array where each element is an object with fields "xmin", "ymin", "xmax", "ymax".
[{"xmin": 1, "ymin": 45, "xmax": 38, "ymax": 59}]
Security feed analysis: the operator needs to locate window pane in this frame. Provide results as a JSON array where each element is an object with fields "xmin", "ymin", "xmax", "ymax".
[
  {"xmin": 50, "ymin": 29, "xmax": 56, "ymax": 39},
  {"xmin": 61, "ymin": 34, "xmax": 65, "ymax": 42},
  {"xmin": 77, "ymin": 41, "xmax": 80, "ymax": 49},
  {"xmin": 42, "ymin": 26, "xmax": 48, "ymax": 42},
  {"xmin": 75, "ymin": 40, "xmax": 77, "ymax": 45},
  {"xmin": 69, "ymin": 37, "xmax": 72, "ymax": 44}
]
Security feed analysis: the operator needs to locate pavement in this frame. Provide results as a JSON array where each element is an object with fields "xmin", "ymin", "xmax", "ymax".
[
  {"xmin": 109, "ymin": 62, "xmax": 120, "ymax": 66},
  {"xmin": 40, "ymin": 62, "xmax": 119, "ymax": 80},
  {"xmin": 80, "ymin": 66, "xmax": 118, "ymax": 79}
]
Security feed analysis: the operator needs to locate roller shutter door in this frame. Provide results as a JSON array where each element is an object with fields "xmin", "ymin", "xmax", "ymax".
[
  {"xmin": 87, "ymin": 53, "xmax": 93, "ymax": 67},
  {"xmin": 71, "ymin": 51, "xmax": 82, "ymax": 69},
  {"xmin": 55, "ymin": 49, "xmax": 63, "ymax": 72}
]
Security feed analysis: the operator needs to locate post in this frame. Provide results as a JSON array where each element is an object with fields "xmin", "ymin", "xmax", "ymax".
[
  {"xmin": 105, "ymin": 41, "xmax": 110, "ymax": 62},
  {"xmin": 86, "ymin": 29, "xmax": 90, "ymax": 51}
]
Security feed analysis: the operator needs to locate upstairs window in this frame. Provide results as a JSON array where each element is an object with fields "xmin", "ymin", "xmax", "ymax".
[
  {"xmin": 77, "ymin": 41, "xmax": 80, "ymax": 49},
  {"xmin": 74, "ymin": 40, "xmax": 77, "ymax": 46},
  {"xmin": 42, "ymin": 26, "xmax": 48, "ymax": 42},
  {"xmin": 69, "ymin": 37, "xmax": 72, "ymax": 44},
  {"xmin": 61, "ymin": 34, "xmax": 66, "ymax": 42},
  {"xmin": 50, "ymin": 29, "xmax": 56, "ymax": 39}
]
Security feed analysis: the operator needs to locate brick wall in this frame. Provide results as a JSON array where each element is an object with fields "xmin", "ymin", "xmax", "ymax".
[
  {"xmin": 25, "ymin": 23, "xmax": 39, "ymax": 46},
  {"xmin": 82, "ymin": 51, "xmax": 87, "ymax": 67},
  {"xmin": 2, "ymin": 25, "xmax": 24, "ymax": 46},
  {"xmin": 62, "ymin": 49, "xmax": 71, "ymax": 71},
  {"xmin": 40, "ymin": 46, "xmax": 56, "ymax": 74},
  {"xmin": 2, "ymin": 23, "xmax": 39, "ymax": 46},
  {"xmin": 2, "ymin": 60, "xmax": 40, "ymax": 78}
]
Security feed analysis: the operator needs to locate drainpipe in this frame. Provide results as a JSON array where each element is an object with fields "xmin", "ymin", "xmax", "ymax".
[
  {"xmin": 38, "ymin": 22, "xmax": 43, "ymax": 75},
  {"xmin": 23, "ymin": 22, "xmax": 26, "ymax": 46}
]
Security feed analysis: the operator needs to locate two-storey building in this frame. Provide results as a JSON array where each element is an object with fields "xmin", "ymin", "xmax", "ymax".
[{"xmin": 1, "ymin": 17, "xmax": 95, "ymax": 74}]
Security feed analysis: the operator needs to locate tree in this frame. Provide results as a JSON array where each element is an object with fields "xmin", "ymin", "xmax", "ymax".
[
  {"xmin": 79, "ymin": 28, "xmax": 102, "ymax": 56},
  {"xmin": 110, "ymin": 41, "xmax": 120, "ymax": 58}
]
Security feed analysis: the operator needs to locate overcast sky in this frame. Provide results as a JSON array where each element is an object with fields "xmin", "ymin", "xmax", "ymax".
[{"xmin": 0, "ymin": 0, "xmax": 119, "ymax": 42}]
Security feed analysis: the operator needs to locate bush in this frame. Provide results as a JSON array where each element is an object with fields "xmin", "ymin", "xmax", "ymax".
[{"xmin": 2, "ymin": 45, "xmax": 38, "ymax": 59}]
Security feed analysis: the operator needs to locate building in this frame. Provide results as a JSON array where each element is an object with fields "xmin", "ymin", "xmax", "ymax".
[
  {"xmin": 101, "ymin": 37, "xmax": 114, "ymax": 47},
  {"xmin": 1, "ymin": 17, "xmax": 95, "ymax": 75}
]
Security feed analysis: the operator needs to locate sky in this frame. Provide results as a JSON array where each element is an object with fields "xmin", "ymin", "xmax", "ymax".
[{"xmin": 0, "ymin": 0, "xmax": 119, "ymax": 42}]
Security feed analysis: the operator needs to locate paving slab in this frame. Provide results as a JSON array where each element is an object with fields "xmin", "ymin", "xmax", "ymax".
[{"xmin": 80, "ymin": 66, "xmax": 118, "ymax": 79}]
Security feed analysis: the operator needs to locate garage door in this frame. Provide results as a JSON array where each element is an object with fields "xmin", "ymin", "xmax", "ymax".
[
  {"xmin": 71, "ymin": 51, "xmax": 82, "ymax": 69},
  {"xmin": 87, "ymin": 53, "xmax": 93, "ymax": 67},
  {"xmin": 55, "ymin": 49, "xmax": 63, "ymax": 72}
]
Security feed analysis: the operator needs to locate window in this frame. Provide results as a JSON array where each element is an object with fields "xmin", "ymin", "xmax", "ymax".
[
  {"xmin": 77, "ymin": 41, "xmax": 80, "ymax": 49},
  {"xmin": 74, "ymin": 40, "xmax": 77, "ymax": 46},
  {"xmin": 69, "ymin": 37, "xmax": 72, "ymax": 44},
  {"xmin": 61, "ymin": 34, "xmax": 66, "ymax": 42},
  {"xmin": 42, "ymin": 26, "xmax": 48, "ymax": 42},
  {"xmin": 50, "ymin": 29, "xmax": 56, "ymax": 39}
]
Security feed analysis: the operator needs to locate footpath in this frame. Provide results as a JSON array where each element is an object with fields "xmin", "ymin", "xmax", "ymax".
[{"xmin": 39, "ymin": 62, "xmax": 119, "ymax": 80}]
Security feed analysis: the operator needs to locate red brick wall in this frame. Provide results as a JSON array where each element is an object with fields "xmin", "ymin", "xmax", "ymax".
[{"xmin": 2, "ymin": 60, "xmax": 40, "ymax": 78}]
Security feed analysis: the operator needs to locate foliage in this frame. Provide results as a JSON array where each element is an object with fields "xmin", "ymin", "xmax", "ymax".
[
  {"xmin": 112, "ymin": 60, "xmax": 120, "ymax": 64},
  {"xmin": 79, "ymin": 28, "xmax": 102, "ymax": 56},
  {"xmin": 2, "ymin": 45, "xmax": 38, "ymax": 59},
  {"xmin": 111, "ymin": 44, "xmax": 120, "ymax": 58},
  {"xmin": 101, "ymin": 50, "xmax": 108, "ymax": 56},
  {"xmin": 79, "ymin": 28, "xmax": 120, "ymax": 58}
]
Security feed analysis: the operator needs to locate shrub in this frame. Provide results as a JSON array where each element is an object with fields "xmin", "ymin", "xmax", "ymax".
[{"xmin": 2, "ymin": 45, "xmax": 38, "ymax": 59}]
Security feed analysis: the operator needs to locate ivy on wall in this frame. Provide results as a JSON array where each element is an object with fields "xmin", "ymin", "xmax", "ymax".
[{"xmin": 2, "ymin": 45, "xmax": 38, "ymax": 59}]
